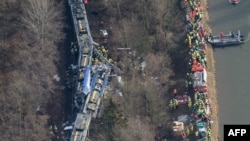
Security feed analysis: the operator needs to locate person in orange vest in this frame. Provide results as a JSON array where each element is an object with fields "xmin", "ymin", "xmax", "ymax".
[
  {"xmin": 198, "ymin": 2, "xmax": 203, "ymax": 11},
  {"xmin": 193, "ymin": 59, "xmax": 197, "ymax": 65},
  {"xmin": 173, "ymin": 88, "xmax": 177, "ymax": 97}
]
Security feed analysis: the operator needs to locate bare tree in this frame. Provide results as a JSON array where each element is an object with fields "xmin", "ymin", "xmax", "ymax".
[
  {"xmin": 120, "ymin": 116, "xmax": 155, "ymax": 141},
  {"xmin": 21, "ymin": 0, "xmax": 65, "ymax": 45},
  {"xmin": 0, "ymin": 1, "xmax": 66, "ymax": 140}
]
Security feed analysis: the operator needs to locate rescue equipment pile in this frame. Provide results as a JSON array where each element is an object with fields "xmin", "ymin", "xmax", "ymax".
[{"xmin": 169, "ymin": 0, "xmax": 213, "ymax": 140}]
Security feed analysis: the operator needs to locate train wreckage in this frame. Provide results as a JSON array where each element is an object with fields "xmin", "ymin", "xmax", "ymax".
[{"xmin": 63, "ymin": 0, "xmax": 113, "ymax": 141}]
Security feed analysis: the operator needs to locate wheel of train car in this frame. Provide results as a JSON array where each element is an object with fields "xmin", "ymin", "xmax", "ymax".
[{"xmin": 240, "ymin": 35, "xmax": 244, "ymax": 38}]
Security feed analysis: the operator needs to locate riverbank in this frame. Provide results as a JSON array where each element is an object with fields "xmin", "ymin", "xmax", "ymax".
[{"xmin": 201, "ymin": 0, "xmax": 220, "ymax": 140}]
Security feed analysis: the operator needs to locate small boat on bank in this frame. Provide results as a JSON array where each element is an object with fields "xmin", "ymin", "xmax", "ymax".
[{"xmin": 207, "ymin": 30, "xmax": 244, "ymax": 47}]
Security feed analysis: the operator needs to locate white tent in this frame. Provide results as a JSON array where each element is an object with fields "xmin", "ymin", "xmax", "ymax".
[{"xmin": 193, "ymin": 68, "xmax": 207, "ymax": 87}]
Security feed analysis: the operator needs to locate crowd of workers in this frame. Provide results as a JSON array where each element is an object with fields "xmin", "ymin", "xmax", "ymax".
[
  {"xmin": 186, "ymin": 0, "xmax": 213, "ymax": 139},
  {"xmin": 170, "ymin": 0, "xmax": 213, "ymax": 140}
]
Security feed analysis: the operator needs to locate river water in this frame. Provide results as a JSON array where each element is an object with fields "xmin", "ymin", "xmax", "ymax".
[{"xmin": 207, "ymin": 0, "xmax": 250, "ymax": 139}]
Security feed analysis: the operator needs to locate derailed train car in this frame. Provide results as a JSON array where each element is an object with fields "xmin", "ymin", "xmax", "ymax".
[
  {"xmin": 70, "ymin": 113, "xmax": 91, "ymax": 141},
  {"xmin": 67, "ymin": 0, "xmax": 111, "ymax": 141},
  {"xmin": 68, "ymin": 0, "xmax": 95, "ymax": 141},
  {"xmin": 83, "ymin": 63, "xmax": 110, "ymax": 118}
]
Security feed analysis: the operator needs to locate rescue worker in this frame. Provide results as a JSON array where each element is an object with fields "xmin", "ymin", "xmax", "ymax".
[
  {"xmin": 200, "ymin": 11, "xmax": 203, "ymax": 19},
  {"xmin": 173, "ymin": 88, "xmax": 177, "ymax": 97},
  {"xmin": 49, "ymin": 123, "xmax": 58, "ymax": 135},
  {"xmin": 71, "ymin": 47, "xmax": 74, "ymax": 55},
  {"xmin": 196, "ymin": 32, "xmax": 200, "ymax": 40},
  {"xmin": 189, "ymin": 1, "xmax": 193, "ymax": 10},
  {"xmin": 188, "ymin": 81, "xmax": 192, "ymax": 90},
  {"xmin": 207, "ymin": 130, "xmax": 211, "ymax": 140},
  {"xmin": 188, "ymin": 96, "xmax": 192, "ymax": 109},
  {"xmin": 97, "ymin": 47, "xmax": 102, "ymax": 56},
  {"xmin": 65, "ymin": 71, "xmax": 70, "ymax": 76},
  {"xmin": 174, "ymin": 99, "xmax": 179, "ymax": 109},
  {"xmin": 209, "ymin": 33, "xmax": 213, "ymax": 40},
  {"xmin": 108, "ymin": 58, "xmax": 113, "ymax": 63},
  {"xmin": 185, "ymin": 38, "xmax": 189, "ymax": 44},
  {"xmin": 52, "ymin": 124, "xmax": 58, "ymax": 134},
  {"xmin": 188, "ymin": 59, "xmax": 192, "ymax": 67},
  {"xmin": 103, "ymin": 49, "xmax": 107, "ymax": 58},
  {"xmin": 188, "ymin": 23, "xmax": 192, "ymax": 31},
  {"xmin": 185, "ymin": 128, "xmax": 190, "ymax": 136},
  {"xmin": 94, "ymin": 58, "xmax": 99, "ymax": 64},
  {"xmin": 49, "ymin": 125, "xmax": 53, "ymax": 135},
  {"xmin": 231, "ymin": 31, "xmax": 235, "ymax": 38},
  {"xmin": 195, "ymin": 131, "xmax": 199, "ymax": 137},
  {"xmin": 195, "ymin": 39, "xmax": 199, "ymax": 46},
  {"xmin": 194, "ymin": 101, "xmax": 198, "ymax": 109},
  {"xmin": 169, "ymin": 99, "xmax": 173, "ymax": 110},
  {"xmin": 207, "ymin": 131, "xmax": 211, "ymax": 141},
  {"xmin": 97, "ymin": 46, "xmax": 101, "ymax": 51},
  {"xmin": 207, "ymin": 127, "xmax": 211, "ymax": 132},
  {"xmin": 194, "ymin": 93, "xmax": 198, "ymax": 101},
  {"xmin": 189, "ymin": 123, "xmax": 193, "ymax": 133},
  {"xmin": 197, "ymin": 92, "xmax": 200, "ymax": 100},
  {"xmin": 172, "ymin": 99, "xmax": 176, "ymax": 109},
  {"xmin": 74, "ymin": 45, "xmax": 77, "ymax": 53}
]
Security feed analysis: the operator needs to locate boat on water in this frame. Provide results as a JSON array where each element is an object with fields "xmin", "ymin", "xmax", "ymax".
[
  {"xmin": 229, "ymin": 0, "xmax": 240, "ymax": 5},
  {"xmin": 207, "ymin": 30, "xmax": 244, "ymax": 47}
]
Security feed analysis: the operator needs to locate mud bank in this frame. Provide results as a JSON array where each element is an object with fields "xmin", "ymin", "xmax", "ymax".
[{"xmin": 201, "ymin": 0, "xmax": 220, "ymax": 140}]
